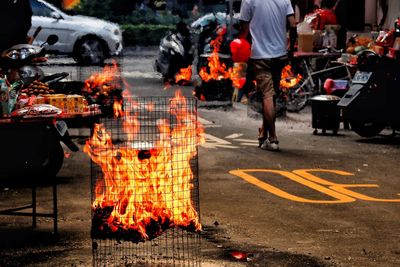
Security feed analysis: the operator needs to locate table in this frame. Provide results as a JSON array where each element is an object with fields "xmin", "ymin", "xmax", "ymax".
[{"xmin": 0, "ymin": 113, "xmax": 99, "ymax": 235}]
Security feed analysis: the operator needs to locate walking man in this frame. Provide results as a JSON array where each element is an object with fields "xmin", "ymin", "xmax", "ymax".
[{"xmin": 239, "ymin": 0, "xmax": 297, "ymax": 151}]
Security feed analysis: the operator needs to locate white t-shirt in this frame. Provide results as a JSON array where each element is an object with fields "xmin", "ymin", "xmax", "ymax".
[{"xmin": 240, "ymin": 0, "xmax": 294, "ymax": 59}]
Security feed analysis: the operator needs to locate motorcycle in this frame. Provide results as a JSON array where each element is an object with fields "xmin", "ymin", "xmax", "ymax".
[
  {"xmin": 0, "ymin": 32, "xmax": 59, "ymax": 85},
  {"xmin": 0, "ymin": 33, "xmax": 79, "ymax": 178},
  {"xmin": 154, "ymin": 21, "xmax": 193, "ymax": 83},
  {"xmin": 192, "ymin": 12, "xmax": 240, "ymax": 74},
  {"xmin": 338, "ymin": 50, "xmax": 400, "ymax": 137}
]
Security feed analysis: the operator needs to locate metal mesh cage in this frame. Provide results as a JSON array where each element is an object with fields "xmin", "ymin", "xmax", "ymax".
[{"xmin": 86, "ymin": 95, "xmax": 201, "ymax": 266}]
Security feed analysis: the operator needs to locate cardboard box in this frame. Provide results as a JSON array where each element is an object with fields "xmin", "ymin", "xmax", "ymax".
[
  {"xmin": 34, "ymin": 94, "xmax": 84, "ymax": 114},
  {"xmin": 298, "ymin": 34, "xmax": 314, "ymax": 52}
]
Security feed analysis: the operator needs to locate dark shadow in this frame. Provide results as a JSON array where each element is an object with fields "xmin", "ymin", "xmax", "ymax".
[
  {"xmin": 201, "ymin": 225, "xmax": 333, "ymax": 267},
  {"xmin": 0, "ymin": 228, "xmax": 74, "ymax": 267},
  {"xmin": 0, "ymin": 228, "xmax": 59, "ymax": 248},
  {"xmin": 356, "ymin": 135, "xmax": 400, "ymax": 146}
]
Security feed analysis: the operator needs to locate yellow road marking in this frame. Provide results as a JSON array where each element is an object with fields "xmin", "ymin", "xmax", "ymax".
[{"xmin": 229, "ymin": 169, "xmax": 400, "ymax": 203}]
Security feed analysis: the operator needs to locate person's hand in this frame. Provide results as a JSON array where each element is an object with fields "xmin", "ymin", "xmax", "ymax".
[{"xmin": 287, "ymin": 50, "xmax": 294, "ymax": 62}]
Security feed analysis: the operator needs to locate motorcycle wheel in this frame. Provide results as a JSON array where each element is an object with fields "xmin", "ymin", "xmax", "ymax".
[
  {"xmin": 286, "ymin": 88, "xmax": 309, "ymax": 112},
  {"xmin": 350, "ymin": 121, "xmax": 385, "ymax": 137},
  {"xmin": 43, "ymin": 141, "xmax": 64, "ymax": 179}
]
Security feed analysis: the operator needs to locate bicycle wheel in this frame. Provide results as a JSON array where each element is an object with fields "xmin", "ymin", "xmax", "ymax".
[{"xmin": 286, "ymin": 82, "xmax": 311, "ymax": 112}]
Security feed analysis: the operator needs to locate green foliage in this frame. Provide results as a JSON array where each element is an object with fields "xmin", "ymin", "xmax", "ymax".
[
  {"xmin": 77, "ymin": 0, "xmax": 113, "ymax": 21},
  {"xmin": 78, "ymin": 0, "xmax": 182, "ymax": 25},
  {"xmin": 112, "ymin": 9, "xmax": 181, "ymax": 25},
  {"xmin": 121, "ymin": 24, "xmax": 175, "ymax": 46},
  {"xmin": 75, "ymin": 0, "xmax": 187, "ymax": 46}
]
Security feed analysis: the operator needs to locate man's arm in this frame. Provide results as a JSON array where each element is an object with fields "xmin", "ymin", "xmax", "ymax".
[
  {"xmin": 239, "ymin": 20, "xmax": 250, "ymax": 40},
  {"xmin": 288, "ymin": 15, "xmax": 297, "ymax": 52}
]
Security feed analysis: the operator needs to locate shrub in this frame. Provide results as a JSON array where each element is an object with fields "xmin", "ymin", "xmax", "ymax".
[{"xmin": 121, "ymin": 24, "xmax": 175, "ymax": 46}]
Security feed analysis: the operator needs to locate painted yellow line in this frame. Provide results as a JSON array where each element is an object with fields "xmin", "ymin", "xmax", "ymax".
[
  {"xmin": 230, "ymin": 169, "xmax": 400, "ymax": 203},
  {"xmin": 229, "ymin": 169, "xmax": 355, "ymax": 204}
]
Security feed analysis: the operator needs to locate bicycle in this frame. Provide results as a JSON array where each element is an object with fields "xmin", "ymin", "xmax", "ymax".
[{"xmin": 286, "ymin": 48, "xmax": 353, "ymax": 112}]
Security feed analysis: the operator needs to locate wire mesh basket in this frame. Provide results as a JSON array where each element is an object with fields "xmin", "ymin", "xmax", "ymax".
[{"xmin": 86, "ymin": 95, "xmax": 201, "ymax": 266}]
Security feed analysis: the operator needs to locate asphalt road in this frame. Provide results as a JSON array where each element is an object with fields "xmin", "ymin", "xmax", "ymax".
[{"xmin": 0, "ymin": 54, "xmax": 399, "ymax": 266}]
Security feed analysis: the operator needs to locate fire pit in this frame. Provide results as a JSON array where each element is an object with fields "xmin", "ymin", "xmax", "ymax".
[
  {"xmin": 195, "ymin": 29, "xmax": 239, "ymax": 103},
  {"xmin": 85, "ymin": 92, "xmax": 203, "ymax": 266}
]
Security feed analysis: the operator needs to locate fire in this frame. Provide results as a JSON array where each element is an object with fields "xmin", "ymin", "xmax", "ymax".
[
  {"xmin": 280, "ymin": 65, "xmax": 302, "ymax": 89},
  {"xmin": 199, "ymin": 27, "xmax": 230, "ymax": 82},
  {"xmin": 83, "ymin": 61, "xmax": 121, "ymax": 96},
  {"xmin": 84, "ymin": 91, "xmax": 204, "ymax": 242},
  {"xmin": 230, "ymin": 63, "xmax": 246, "ymax": 89},
  {"xmin": 199, "ymin": 27, "xmax": 246, "ymax": 89},
  {"xmin": 62, "ymin": 0, "xmax": 80, "ymax": 10},
  {"xmin": 175, "ymin": 65, "xmax": 192, "ymax": 84},
  {"xmin": 113, "ymin": 100, "xmax": 123, "ymax": 118}
]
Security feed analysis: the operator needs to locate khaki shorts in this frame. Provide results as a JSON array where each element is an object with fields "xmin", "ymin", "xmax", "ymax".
[{"xmin": 251, "ymin": 56, "xmax": 288, "ymax": 99}]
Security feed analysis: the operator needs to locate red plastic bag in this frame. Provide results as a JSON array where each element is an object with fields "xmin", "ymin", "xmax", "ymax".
[
  {"xmin": 305, "ymin": 9, "xmax": 337, "ymax": 30},
  {"xmin": 230, "ymin": 38, "xmax": 251, "ymax": 63}
]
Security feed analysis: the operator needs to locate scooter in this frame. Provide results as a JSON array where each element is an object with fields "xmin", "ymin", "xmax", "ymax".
[
  {"xmin": 154, "ymin": 21, "xmax": 193, "ymax": 83},
  {"xmin": 0, "ymin": 33, "xmax": 79, "ymax": 178},
  {"xmin": 337, "ymin": 50, "xmax": 400, "ymax": 137},
  {"xmin": 0, "ymin": 32, "xmax": 59, "ymax": 85}
]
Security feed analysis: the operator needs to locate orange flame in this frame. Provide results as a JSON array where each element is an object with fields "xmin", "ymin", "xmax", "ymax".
[
  {"xmin": 83, "ymin": 61, "xmax": 121, "ymax": 96},
  {"xmin": 175, "ymin": 65, "xmax": 192, "ymax": 84},
  {"xmin": 280, "ymin": 65, "xmax": 302, "ymax": 89},
  {"xmin": 62, "ymin": 0, "xmax": 80, "ymax": 10},
  {"xmin": 199, "ymin": 27, "xmax": 246, "ymax": 89},
  {"xmin": 113, "ymin": 100, "xmax": 123, "ymax": 118},
  {"xmin": 199, "ymin": 27, "xmax": 231, "ymax": 82},
  {"xmin": 84, "ymin": 91, "xmax": 205, "ymax": 242}
]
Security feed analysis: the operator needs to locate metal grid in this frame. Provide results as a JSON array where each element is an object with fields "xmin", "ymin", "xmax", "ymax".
[
  {"xmin": 41, "ymin": 57, "xmax": 123, "ymax": 83},
  {"xmin": 89, "ymin": 96, "xmax": 201, "ymax": 266}
]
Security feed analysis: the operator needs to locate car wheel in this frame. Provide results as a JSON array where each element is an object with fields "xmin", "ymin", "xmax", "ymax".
[{"xmin": 75, "ymin": 37, "xmax": 107, "ymax": 65}]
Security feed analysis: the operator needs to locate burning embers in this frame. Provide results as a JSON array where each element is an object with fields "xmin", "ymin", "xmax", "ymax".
[
  {"xmin": 175, "ymin": 65, "xmax": 192, "ymax": 85},
  {"xmin": 196, "ymin": 28, "xmax": 242, "ymax": 101},
  {"xmin": 82, "ymin": 61, "xmax": 123, "ymax": 116},
  {"xmin": 199, "ymin": 28, "xmax": 234, "ymax": 83},
  {"xmin": 85, "ymin": 91, "xmax": 204, "ymax": 243},
  {"xmin": 280, "ymin": 65, "xmax": 302, "ymax": 90}
]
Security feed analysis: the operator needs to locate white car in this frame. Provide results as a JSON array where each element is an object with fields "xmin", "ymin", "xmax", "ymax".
[{"xmin": 28, "ymin": 0, "xmax": 123, "ymax": 65}]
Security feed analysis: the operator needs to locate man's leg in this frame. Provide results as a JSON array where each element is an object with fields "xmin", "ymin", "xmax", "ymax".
[{"xmin": 263, "ymin": 95, "xmax": 277, "ymax": 141}]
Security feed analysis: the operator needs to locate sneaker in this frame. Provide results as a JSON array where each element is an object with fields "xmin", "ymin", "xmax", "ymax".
[
  {"xmin": 261, "ymin": 139, "xmax": 280, "ymax": 151},
  {"xmin": 258, "ymin": 137, "xmax": 267, "ymax": 148},
  {"xmin": 258, "ymin": 128, "xmax": 267, "ymax": 148}
]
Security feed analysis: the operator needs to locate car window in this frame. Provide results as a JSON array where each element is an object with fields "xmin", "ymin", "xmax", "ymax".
[{"xmin": 30, "ymin": 0, "xmax": 54, "ymax": 18}]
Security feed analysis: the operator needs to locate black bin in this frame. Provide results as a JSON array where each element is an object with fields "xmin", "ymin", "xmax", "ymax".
[{"xmin": 311, "ymin": 95, "xmax": 341, "ymax": 135}]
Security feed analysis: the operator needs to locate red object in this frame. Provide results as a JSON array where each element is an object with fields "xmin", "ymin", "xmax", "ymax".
[
  {"xmin": 230, "ymin": 251, "xmax": 248, "ymax": 261},
  {"xmin": 305, "ymin": 9, "xmax": 337, "ymax": 30},
  {"xmin": 324, "ymin": 78, "xmax": 334, "ymax": 95},
  {"xmin": 230, "ymin": 38, "xmax": 251, "ymax": 63}
]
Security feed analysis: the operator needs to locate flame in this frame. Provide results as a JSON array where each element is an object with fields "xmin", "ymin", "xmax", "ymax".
[
  {"xmin": 84, "ymin": 91, "xmax": 205, "ymax": 242},
  {"xmin": 62, "ymin": 0, "xmax": 80, "ymax": 10},
  {"xmin": 280, "ymin": 65, "xmax": 302, "ymax": 89},
  {"xmin": 113, "ymin": 100, "xmax": 123, "ymax": 118},
  {"xmin": 146, "ymin": 102, "xmax": 154, "ymax": 112},
  {"xmin": 199, "ymin": 27, "xmax": 231, "ymax": 82},
  {"xmin": 175, "ymin": 65, "xmax": 192, "ymax": 84},
  {"xmin": 230, "ymin": 64, "xmax": 246, "ymax": 89},
  {"xmin": 199, "ymin": 27, "xmax": 246, "ymax": 89},
  {"xmin": 83, "ymin": 61, "xmax": 121, "ymax": 96}
]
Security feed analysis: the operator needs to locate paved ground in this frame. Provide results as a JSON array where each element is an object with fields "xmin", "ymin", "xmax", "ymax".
[{"xmin": 0, "ymin": 53, "xmax": 399, "ymax": 267}]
